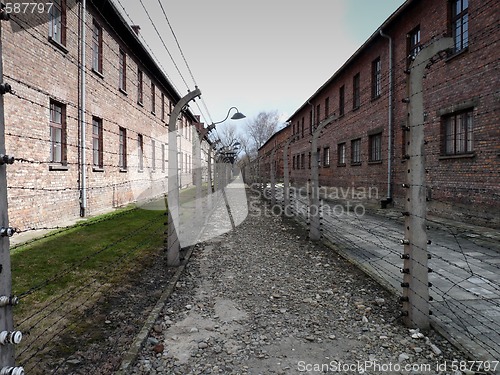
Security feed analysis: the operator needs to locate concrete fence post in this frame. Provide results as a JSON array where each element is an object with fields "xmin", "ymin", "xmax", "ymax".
[
  {"xmin": 310, "ymin": 113, "xmax": 337, "ymax": 240},
  {"xmin": 402, "ymin": 37, "xmax": 453, "ymax": 330},
  {"xmin": 0, "ymin": 20, "xmax": 24, "ymax": 374}
]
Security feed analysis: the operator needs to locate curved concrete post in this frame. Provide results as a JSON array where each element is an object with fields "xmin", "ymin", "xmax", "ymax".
[
  {"xmin": 167, "ymin": 88, "xmax": 201, "ymax": 266},
  {"xmin": 402, "ymin": 38, "xmax": 453, "ymax": 330}
]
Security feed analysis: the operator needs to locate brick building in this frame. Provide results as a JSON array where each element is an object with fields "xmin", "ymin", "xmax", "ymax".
[
  {"xmin": 2, "ymin": 0, "xmax": 202, "ymax": 229},
  {"xmin": 257, "ymin": 0, "xmax": 499, "ymax": 227}
]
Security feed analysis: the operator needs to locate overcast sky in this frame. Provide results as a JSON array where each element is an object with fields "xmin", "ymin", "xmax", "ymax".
[{"xmin": 111, "ymin": 0, "xmax": 406, "ymax": 129}]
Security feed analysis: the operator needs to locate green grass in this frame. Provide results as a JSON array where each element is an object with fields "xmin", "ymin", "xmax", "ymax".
[{"xmin": 11, "ymin": 205, "xmax": 166, "ymax": 314}]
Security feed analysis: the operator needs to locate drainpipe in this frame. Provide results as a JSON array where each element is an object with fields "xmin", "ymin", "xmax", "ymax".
[
  {"xmin": 79, "ymin": 0, "xmax": 87, "ymax": 217},
  {"xmin": 379, "ymin": 29, "xmax": 393, "ymax": 201}
]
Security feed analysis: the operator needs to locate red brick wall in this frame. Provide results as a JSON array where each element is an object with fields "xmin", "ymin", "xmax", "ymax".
[
  {"xmin": 259, "ymin": 0, "xmax": 500, "ymax": 226},
  {"xmin": 2, "ymin": 2, "xmax": 194, "ymax": 230}
]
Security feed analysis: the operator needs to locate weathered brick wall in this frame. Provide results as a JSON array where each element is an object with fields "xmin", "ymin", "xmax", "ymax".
[
  {"xmin": 2, "ymin": 2, "xmax": 194, "ymax": 230},
  {"xmin": 261, "ymin": 0, "xmax": 499, "ymax": 226}
]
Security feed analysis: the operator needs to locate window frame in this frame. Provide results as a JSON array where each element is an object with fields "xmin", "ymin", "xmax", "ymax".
[
  {"xmin": 450, "ymin": 0, "xmax": 469, "ymax": 53},
  {"xmin": 49, "ymin": 0, "xmax": 66, "ymax": 47},
  {"xmin": 151, "ymin": 82, "xmax": 156, "ymax": 114},
  {"xmin": 137, "ymin": 68, "xmax": 143, "ymax": 104},
  {"xmin": 351, "ymin": 138, "xmax": 361, "ymax": 165},
  {"xmin": 92, "ymin": 116, "xmax": 104, "ymax": 169},
  {"xmin": 337, "ymin": 142, "xmax": 346, "ymax": 166},
  {"xmin": 92, "ymin": 19, "xmax": 103, "ymax": 74},
  {"xmin": 161, "ymin": 93, "xmax": 165, "ymax": 121},
  {"xmin": 119, "ymin": 127, "xmax": 127, "ymax": 171},
  {"xmin": 353, "ymin": 73, "xmax": 361, "ymax": 110},
  {"xmin": 138, "ymin": 134, "xmax": 144, "ymax": 172},
  {"xmin": 323, "ymin": 146, "xmax": 330, "ymax": 167},
  {"xmin": 49, "ymin": 100, "xmax": 67, "ymax": 165},
  {"xmin": 339, "ymin": 85, "xmax": 345, "ymax": 116},
  {"xmin": 369, "ymin": 132, "xmax": 382, "ymax": 162},
  {"xmin": 151, "ymin": 140, "xmax": 156, "ymax": 172},
  {"xmin": 119, "ymin": 49, "xmax": 127, "ymax": 93},
  {"xmin": 159, "ymin": 144, "xmax": 164, "ymax": 173},
  {"xmin": 442, "ymin": 109, "xmax": 474, "ymax": 156},
  {"xmin": 407, "ymin": 25, "xmax": 421, "ymax": 64},
  {"xmin": 371, "ymin": 57, "xmax": 381, "ymax": 99}
]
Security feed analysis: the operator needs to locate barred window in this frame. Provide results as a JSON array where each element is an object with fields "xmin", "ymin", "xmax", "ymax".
[
  {"xmin": 92, "ymin": 20, "xmax": 103, "ymax": 73},
  {"xmin": 49, "ymin": 0, "xmax": 66, "ymax": 46},
  {"xmin": 338, "ymin": 143, "xmax": 346, "ymax": 166},
  {"xmin": 351, "ymin": 138, "xmax": 361, "ymax": 164},
  {"xmin": 138, "ymin": 134, "xmax": 144, "ymax": 171},
  {"xmin": 323, "ymin": 147, "xmax": 330, "ymax": 167},
  {"xmin": 369, "ymin": 133, "xmax": 382, "ymax": 162},
  {"xmin": 119, "ymin": 49, "xmax": 127, "ymax": 92},
  {"xmin": 353, "ymin": 73, "xmax": 360, "ymax": 109},
  {"xmin": 339, "ymin": 85, "xmax": 345, "ymax": 116},
  {"xmin": 137, "ymin": 69, "xmax": 143, "ymax": 104},
  {"xmin": 451, "ymin": 0, "xmax": 469, "ymax": 53},
  {"xmin": 443, "ymin": 109, "xmax": 473, "ymax": 155},
  {"xmin": 92, "ymin": 117, "xmax": 103, "ymax": 169},
  {"xmin": 372, "ymin": 58, "xmax": 381, "ymax": 99},
  {"xmin": 49, "ymin": 100, "xmax": 66, "ymax": 164},
  {"xmin": 119, "ymin": 127, "xmax": 127, "ymax": 170},
  {"xmin": 407, "ymin": 26, "xmax": 421, "ymax": 63}
]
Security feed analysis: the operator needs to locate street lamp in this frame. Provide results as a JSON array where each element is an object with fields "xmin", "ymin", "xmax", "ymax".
[{"xmin": 206, "ymin": 107, "xmax": 245, "ymax": 132}]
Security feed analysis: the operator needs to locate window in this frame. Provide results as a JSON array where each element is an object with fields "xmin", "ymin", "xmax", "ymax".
[
  {"xmin": 316, "ymin": 148, "xmax": 321, "ymax": 167},
  {"xmin": 301, "ymin": 117, "xmax": 304, "ymax": 137},
  {"xmin": 161, "ymin": 144, "xmax": 166, "ymax": 172},
  {"xmin": 323, "ymin": 147, "xmax": 330, "ymax": 166},
  {"xmin": 49, "ymin": 100, "xmax": 66, "ymax": 164},
  {"xmin": 308, "ymin": 152, "xmax": 311, "ymax": 169},
  {"xmin": 92, "ymin": 117, "xmax": 103, "ymax": 169},
  {"xmin": 138, "ymin": 134, "xmax": 144, "ymax": 171},
  {"xmin": 292, "ymin": 155, "xmax": 296, "ymax": 169},
  {"xmin": 161, "ymin": 93, "xmax": 165, "ymax": 121},
  {"xmin": 137, "ymin": 69, "xmax": 143, "ymax": 104},
  {"xmin": 338, "ymin": 143, "xmax": 346, "ymax": 165},
  {"xmin": 339, "ymin": 85, "xmax": 345, "ymax": 116},
  {"xmin": 119, "ymin": 49, "xmax": 127, "ymax": 92},
  {"xmin": 309, "ymin": 110, "xmax": 313, "ymax": 134},
  {"xmin": 325, "ymin": 97, "xmax": 330, "ymax": 118},
  {"xmin": 300, "ymin": 153, "xmax": 305, "ymax": 169},
  {"xmin": 49, "ymin": 0, "xmax": 66, "ymax": 46},
  {"xmin": 351, "ymin": 138, "xmax": 361, "ymax": 164},
  {"xmin": 369, "ymin": 132, "xmax": 382, "ymax": 162},
  {"xmin": 92, "ymin": 20, "xmax": 103, "ymax": 73},
  {"xmin": 372, "ymin": 57, "xmax": 381, "ymax": 99},
  {"xmin": 443, "ymin": 109, "xmax": 473, "ymax": 155},
  {"xmin": 119, "ymin": 127, "xmax": 127, "ymax": 170},
  {"xmin": 151, "ymin": 140, "xmax": 156, "ymax": 171},
  {"xmin": 407, "ymin": 26, "xmax": 421, "ymax": 63},
  {"xmin": 353, "ymin": 73, "xmax": 360, "ymax": 109},
  {"xmin": 316, "ymin": 104, "xmax": 320, "ymax": 126},
  {"xmin": 151, "ymin": 82, "xmax": 156, "ymax": 114},
  {"xmin": 451, "ymin": 0, "xmax": 469, "ymax": 53}
]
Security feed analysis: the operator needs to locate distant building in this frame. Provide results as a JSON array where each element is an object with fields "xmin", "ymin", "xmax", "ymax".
[
  {"xmin": 2, "ymin": 0, "xmax": 203, "ymax": 229},
  {"xmin": 257, "ymin": 0, "xmax": 499, "ymax": 227}
]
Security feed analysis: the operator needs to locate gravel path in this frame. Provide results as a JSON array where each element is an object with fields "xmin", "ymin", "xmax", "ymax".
[{"xmin": 130, "ymin": 191, "xmax": 469, "ymax": 375}]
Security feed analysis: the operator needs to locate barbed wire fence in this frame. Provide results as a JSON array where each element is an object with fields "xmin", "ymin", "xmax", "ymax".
[{"xmin": 247, "ymin": 36, "xmax": 500, "ymax": 374}]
